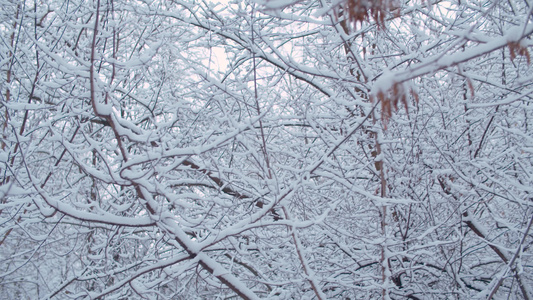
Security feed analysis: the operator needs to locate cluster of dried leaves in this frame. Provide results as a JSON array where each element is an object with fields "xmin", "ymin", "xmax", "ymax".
[
  {"xmin": 336, "ymin": 0, "xmax": 400, "ymax": 29},
  {"xmin": 372, "ymin": 82, "xmax": 419, "ymax": 129},
  {"xmin": 333, "ymin": 0, "xmax": 408, "ymax": 128}
]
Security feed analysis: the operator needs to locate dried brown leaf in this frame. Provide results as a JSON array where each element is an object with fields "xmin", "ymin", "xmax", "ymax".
[{"xmin": 508, "ymin": 41, "xmax": 531, "ymax": 64}]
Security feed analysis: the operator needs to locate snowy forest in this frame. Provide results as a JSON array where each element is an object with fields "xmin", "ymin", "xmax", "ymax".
[{"xmin": 1, "ymin": 0, "xmax": 532, "ymax": 299}]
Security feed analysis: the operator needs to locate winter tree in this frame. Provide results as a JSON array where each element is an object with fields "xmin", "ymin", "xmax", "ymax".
[{"xmin": 1, "ymin": 0, "xmax": 532, "ymax": 299}]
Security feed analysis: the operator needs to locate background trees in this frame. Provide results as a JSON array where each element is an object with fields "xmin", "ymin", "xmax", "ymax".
[{"xmin": 1, "ymin": 0, "xmax": 532, "ymax": 299}]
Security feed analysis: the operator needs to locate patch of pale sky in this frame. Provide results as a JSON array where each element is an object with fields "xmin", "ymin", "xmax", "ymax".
[
  {"xmin": 203, "ymin": 0, "xmax": 311, "ymax": 75},
  {"xmin": 202, "ymin": 0, "xmax": 234, "ymax": 74},
  {"xmin": 201, "ymin": 0, "xmax": 267, "ymax": 75}
]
